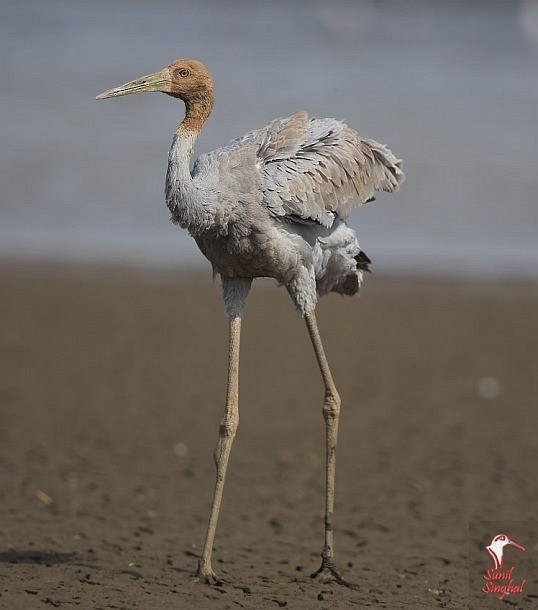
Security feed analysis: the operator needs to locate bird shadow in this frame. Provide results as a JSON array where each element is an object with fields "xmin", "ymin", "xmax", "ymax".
[
  {"xmin": 0, "ymin": 550, "xmax": 75, "ymax": 565},
  {"xmin": 0, "ymin": 550, "xmax": 163, "ymax": 580},
  {"xmin": 0, "ymin": 549, "xmax": 102, "ymax": 571}
]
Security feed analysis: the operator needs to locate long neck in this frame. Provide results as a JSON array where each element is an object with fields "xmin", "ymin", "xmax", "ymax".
[
  {"xmin": 167, "ymin": 124, "xmax": 198, "ymax": 189},
  {"xmin": 181, "ymin": 91, "xmax": 214, "ymax": 132},
  {"xmin": 165, "ymin": 97, "xmax": 212, "ymax": 234}
]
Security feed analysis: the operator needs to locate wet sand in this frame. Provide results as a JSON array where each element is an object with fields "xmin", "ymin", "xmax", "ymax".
[{"xmin": 1, "ymin": 263, "xmax": 536, "ymax": 609}]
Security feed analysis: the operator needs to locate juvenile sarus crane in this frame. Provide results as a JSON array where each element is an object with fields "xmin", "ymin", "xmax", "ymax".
[{"xmin": 97, "ymin": 59, "xmax": 404, "ymax": 586}]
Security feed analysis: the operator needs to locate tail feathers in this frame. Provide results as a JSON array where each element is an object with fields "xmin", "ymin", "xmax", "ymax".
[
  {"xmin": 355, "ymin": 250, "xmax": 372, "ymax": 273},
  {"xmin": 331, "ymin": 250, "xmax": 371, "ymax": 296}
]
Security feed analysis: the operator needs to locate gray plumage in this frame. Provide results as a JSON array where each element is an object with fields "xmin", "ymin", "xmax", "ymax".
[
  {"xmin": 166, "ymin": 110, "xmax": 404, "ymax": 315},
  {"xmin": 96, "ymin": 59, "xmax": 405, "ymax": 585}
]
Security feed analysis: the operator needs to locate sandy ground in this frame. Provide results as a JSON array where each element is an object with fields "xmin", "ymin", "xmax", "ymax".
[{"xmin": 1, "ymin": 263, "xmax": 537, "ymax": 609}]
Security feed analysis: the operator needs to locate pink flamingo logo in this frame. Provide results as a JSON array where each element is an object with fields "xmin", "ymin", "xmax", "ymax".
[{"xmin": 486, "ymin": 534, "xmax": 525, "ymax": 569}]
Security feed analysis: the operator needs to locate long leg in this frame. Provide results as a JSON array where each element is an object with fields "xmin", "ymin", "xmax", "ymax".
[
  {"xmin": 304, "ymin": 309, "xmax": 347, "ymax": 584},
  {"xmin": 195, "ymin": 315, "xmax": 241, "ymax": 585}
]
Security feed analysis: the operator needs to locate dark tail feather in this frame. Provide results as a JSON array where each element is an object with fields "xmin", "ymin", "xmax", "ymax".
[
  {"xmin": 332, "ymin": 250, "xmax": 372, "ymax": 296},
  {"xmin": 355, "ymin": 250, "xmax": 372, "ymax": 273}
]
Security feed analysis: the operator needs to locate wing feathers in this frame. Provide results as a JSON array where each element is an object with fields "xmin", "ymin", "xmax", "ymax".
[{"xmin": 259, "ymin": 112, "xmax": 404, "ymax": 226}]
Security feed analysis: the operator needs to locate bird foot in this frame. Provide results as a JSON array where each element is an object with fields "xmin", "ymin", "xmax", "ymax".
[
  {"xmin": 193, "ymin": 563, "xmax": 223, "ymax": 586},
  {"xmin": 311, "ymin": 563, "xmax": 356, "ymax": 589}
]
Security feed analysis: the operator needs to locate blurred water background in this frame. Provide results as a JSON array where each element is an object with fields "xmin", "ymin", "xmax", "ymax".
[{"xmin": 1, "ymin": 0, "xmax": 537, "ymax": 279}]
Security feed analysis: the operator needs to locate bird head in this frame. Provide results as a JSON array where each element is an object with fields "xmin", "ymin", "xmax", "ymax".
[
  {"xmin": 96, "ymin": 59, "xmax": 214, "ymax": 130},
  {"xmin": 488, "ymin": 534, "xmax": 525, "ymax": 552}
]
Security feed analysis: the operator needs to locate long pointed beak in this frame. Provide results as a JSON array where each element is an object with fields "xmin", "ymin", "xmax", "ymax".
[
  {"xmin": 508, "ymin": 539, "xmax": 525, "ymax": 551},
  {"xmin": 96, "ymin": 68, "xmax": 170, "ymax": 100}
]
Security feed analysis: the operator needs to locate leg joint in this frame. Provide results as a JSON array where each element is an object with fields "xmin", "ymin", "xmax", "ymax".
[
  {"xmin": 219, "ymin": 412, "xmax": 239, "ymax": 439},
  {"xmin": 323, "ymin": 392, "xmax": 341, "ymax": 421}
]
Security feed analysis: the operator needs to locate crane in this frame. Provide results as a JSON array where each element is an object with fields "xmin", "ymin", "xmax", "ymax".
[{"xmin": 97, "ymin": 59, "xmax": 404, "ymax": 586}]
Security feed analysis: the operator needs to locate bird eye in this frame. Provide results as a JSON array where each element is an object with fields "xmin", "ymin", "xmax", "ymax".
[{"xmin": 178, "ymin": 69, "xmax": 190, "ymax": 78}]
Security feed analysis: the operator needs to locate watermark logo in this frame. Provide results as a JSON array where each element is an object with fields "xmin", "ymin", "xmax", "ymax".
[{"xmin": 482, "ymin": 534, "xmax": 526, "ymax": 600}]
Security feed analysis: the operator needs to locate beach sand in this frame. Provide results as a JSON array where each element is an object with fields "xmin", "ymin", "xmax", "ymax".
[{"xmin": 1, "ymin": 263, "xmax": 536, "ymax": 609}]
